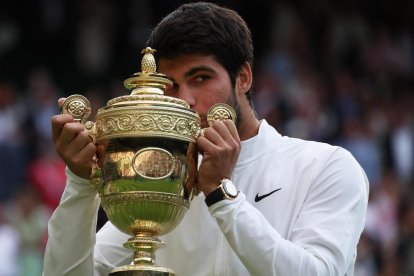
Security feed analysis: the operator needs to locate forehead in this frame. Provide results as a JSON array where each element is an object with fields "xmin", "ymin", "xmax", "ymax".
[{"xmin": 158, "ymin": 54, "xmax": 225, "ymax": 76}]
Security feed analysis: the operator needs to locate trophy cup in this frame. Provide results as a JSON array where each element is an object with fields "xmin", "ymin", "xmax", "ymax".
[{"xmin": 61, "ymin": 47, "xmax": 237, "ymax": 275}]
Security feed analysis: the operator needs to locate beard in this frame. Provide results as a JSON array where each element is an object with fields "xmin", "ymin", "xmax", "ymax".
[
  {"xmin": 225, "ymin": 88, "xmax": 242, "ymax": 129},
  {"xmin": 198, "ymin": 88, "xmax": 242, "ymax": 129}
]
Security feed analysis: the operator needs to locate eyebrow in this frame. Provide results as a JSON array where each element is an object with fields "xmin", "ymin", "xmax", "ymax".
[{"xmin": 184, "ymin": 66, "xmax": 216, "ymax": 78}]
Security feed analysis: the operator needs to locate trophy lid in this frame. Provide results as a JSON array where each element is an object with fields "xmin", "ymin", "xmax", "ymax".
[
  {"xmin": 107, "ymin": 47, "xmax": 190, "ymax": 110},
  {"xmin": 92, "ymin": 47, "xmax": 201, "ymax": 143}
]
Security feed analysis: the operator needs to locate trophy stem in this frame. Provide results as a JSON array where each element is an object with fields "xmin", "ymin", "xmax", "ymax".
[
  {"xmin": 126, "ymin": 233, "xmax": 164, "ymax": 265},
  {"xmin": 109, "ymin": 232, "xmax": 175, "ymax": 276}
]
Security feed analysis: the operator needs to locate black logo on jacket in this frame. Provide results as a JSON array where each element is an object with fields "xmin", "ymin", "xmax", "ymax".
[{"xmin": 255, "ymin": 188, "xmax": 282, "ymax": 202}]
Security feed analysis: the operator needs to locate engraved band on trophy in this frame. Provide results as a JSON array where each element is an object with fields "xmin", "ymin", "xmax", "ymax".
[{"xmin": 61, "ymin": 47, "xmax": 236, "ymax": 276}]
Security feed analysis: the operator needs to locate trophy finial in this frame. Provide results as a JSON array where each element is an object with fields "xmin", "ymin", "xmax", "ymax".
[
  {"xmin": 141, "ymin": 47, "xmax": 157, "ymax": 73},
  {"xmin": 124, "ymin": 47, "xmax": 172, "ymax": 95}
]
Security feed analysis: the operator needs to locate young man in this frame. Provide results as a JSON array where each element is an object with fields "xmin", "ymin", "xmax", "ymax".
[{"xmin": 44, "ymin": 2, "xmax": 368, "ymax": 275}]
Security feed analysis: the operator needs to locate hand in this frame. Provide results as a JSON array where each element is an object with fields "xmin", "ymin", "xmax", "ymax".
[
  {"xmin": 51, "ymin": 98, "xmax": 96, "ymax": 179},
  {"xmin": 196, "ymin": 120, "xmax": 240, "ymax": 196}
]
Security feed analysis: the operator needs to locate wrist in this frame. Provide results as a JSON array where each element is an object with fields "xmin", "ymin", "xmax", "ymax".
[
  {"xmin": 205, "ymin": 179, "xmax": 238, "ymax": 207},
  {"xmin": 202, "ymin": 185, "xmax": 220, "ymax": 197}
]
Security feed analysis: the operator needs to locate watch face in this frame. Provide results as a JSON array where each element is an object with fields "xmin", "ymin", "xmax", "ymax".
[{"xmin": 223, "ymin": 180, "xmax": 238, "ymax": 197}]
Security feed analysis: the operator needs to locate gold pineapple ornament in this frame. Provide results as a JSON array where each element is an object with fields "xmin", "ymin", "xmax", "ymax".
[{"xmin": 141, "ymin": 47, "xmax": 157, "ymax": 74}]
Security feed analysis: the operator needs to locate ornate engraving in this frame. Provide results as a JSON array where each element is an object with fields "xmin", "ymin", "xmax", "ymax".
[
  {"xmin": 94, "ymin": 108, "xmax": 200, "ymax": 142},
  {"xmin": 207, "ymin": 103, "xmax": 237, "ymax": 127},
  {"xmin": 68, "ymin": 101, "xmax": 85, "ymax": 116},
  {"xmin": 102, "ymin": 192, "xmax": 190, "ymax": 208},
  {"xmin": 61, "ymin": 94, "xmax": 91, "ymax": 123},
  {"xmin": 108, "ymin": 95, "xmax": 189, "ymax": 108},
  {"xmin": 132, "ymin": 148, "xmax": 175, "ymax": 179}
]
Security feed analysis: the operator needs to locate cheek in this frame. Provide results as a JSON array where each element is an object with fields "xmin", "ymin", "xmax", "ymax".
[
  {"xmin": 205, "ymin": 82, "xmax": 232, "ymax": 103},
  {"xmin": 197, "ymin": 91, "xmax": 227, "ymax": 111}
]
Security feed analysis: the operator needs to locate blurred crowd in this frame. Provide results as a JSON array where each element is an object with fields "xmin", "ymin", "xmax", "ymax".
[{"xmin": 0, "ymin": 1, "xmax": 413, "ymax": 275}]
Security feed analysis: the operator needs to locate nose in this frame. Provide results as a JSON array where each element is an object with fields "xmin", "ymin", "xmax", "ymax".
[{"xmin": 177, "ymin": 86, "xmax": 196, "ymax": 108}]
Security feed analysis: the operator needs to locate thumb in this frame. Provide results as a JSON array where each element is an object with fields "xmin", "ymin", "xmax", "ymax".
[{"xmin": 58, "ymin": 98, "xmax": 66, "ymax": 108}]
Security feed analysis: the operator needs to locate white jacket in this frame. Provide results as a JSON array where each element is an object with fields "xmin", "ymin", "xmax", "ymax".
[{"xmin": 44, "ymin": 120, "xmax": 369, "ymax": 275}]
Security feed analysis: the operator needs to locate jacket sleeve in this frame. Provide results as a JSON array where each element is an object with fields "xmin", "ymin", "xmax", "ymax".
[
  {"xmin": 209, "ymin": 148, "xmax": 369, "ymax": 275},
  {"xmin": 43, "ymin": 168, "xmax": 101, "ymax": 276}
]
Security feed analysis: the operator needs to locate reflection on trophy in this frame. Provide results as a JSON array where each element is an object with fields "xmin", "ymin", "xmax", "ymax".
[{"xmin": 61, "ymin": 47, "xmax": 236, "ymax": 275}]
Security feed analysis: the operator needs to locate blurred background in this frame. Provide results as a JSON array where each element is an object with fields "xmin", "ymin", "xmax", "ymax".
[{"xmin": 0, "ymin": 0, "xmax": 413, "ymax": 275}]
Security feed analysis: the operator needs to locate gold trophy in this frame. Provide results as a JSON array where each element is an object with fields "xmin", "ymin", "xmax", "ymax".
[{"xmin": 61, "ymin": 47, "xmax": 236, "ymax": 275}]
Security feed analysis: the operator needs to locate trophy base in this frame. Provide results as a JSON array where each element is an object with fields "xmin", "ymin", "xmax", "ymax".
[{"xmin": 109, "ymin": 264, "xmax": 175, "ymax": 276}]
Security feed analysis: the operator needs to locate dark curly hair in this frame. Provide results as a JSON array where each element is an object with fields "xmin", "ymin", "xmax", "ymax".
[{"xmin": 147, "ymin": 2, "xmax": 254, "ymax": 106}]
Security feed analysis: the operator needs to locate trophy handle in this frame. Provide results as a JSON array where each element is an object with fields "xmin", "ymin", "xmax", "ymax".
[
  {"xmin": 195, "ymin": 103, "xmax": 238, "ymax": 137},
  {"xmin": 61, "ymin": 94, "xmax": 101, "ymax": 193},
  {"xmin": 206, "ymin": 103, "xmax": 237, "ymax": 127},
  {"xmin": 61, "ymin": 94, "xmax": 91, "ymax": 123},
  {"xmin": 61, "ymin": 94, "xmax": 97, "ymax": 142}
]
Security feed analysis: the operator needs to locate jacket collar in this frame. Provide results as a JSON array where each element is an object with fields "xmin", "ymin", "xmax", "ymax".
[{"xmin": 236, "ymin": 120, "xmax": 282, "ymax": 168}]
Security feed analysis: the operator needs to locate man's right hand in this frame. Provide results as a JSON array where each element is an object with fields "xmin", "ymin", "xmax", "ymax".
[{"xmin": 51, "ymin": 98, "xmax": 96, "ymax": 179}]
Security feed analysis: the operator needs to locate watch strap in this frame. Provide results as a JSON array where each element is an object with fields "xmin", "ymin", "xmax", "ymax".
[{"xmin": 205, "ymin": 185, "xmax": 225, "ymax": 207}]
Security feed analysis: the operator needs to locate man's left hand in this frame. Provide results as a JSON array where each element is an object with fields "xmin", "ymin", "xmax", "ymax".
[{"xmin": 196, "ymin": 120, "xmax": 240, "ymax": 196}]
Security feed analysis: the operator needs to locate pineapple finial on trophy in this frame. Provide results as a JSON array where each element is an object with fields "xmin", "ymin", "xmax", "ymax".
[
  {"xmin": 141, "ymin": 47, "xmax": 157, "ymax": 74},
  {"xmin": 124, "ymin": 47, "xmax": 172, "ymax": 95}
]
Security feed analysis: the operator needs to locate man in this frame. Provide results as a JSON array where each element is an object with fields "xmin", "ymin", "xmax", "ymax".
[{"xmin": 44, "ymin": 2, "xmax": 369, "ymax": 275}]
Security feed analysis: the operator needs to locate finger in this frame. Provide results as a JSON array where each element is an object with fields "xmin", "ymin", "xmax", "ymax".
[
  {"xmin": 222, "ymin": 119, "xmax": 240, "ymax": 142},
  {"xmin": 196, "ymin": 122, "xmax": 234, "ymax": 153},
  {"xmin": 56, "ymin": 122, "xmax": 85, "ymax": 148},
  {"xmin": 211, "ymin": 120, "xmax": 236, "ymax": 144},
  {"xmin": 58, "ymin": 98, "xmax": 66, "ymax": 108},
  {"xmin": 64, "ymin": 130, "xmax": 94, "ymax": 159},
  {"xmin": 64, "ymin": 142, "xmax": 96, "ymax": 178},
  {"xmin": 72, "ymin": 141, "xmax": 97, "ymax": 166},
  {"xmin": 51, "ymin": 114, "xmax": 76, "ymax": 143},
  {"xmin": 202, "ymin": 126, "xmax": 225, "ymax": 146},
  {"xmin": 196, "ymin": 135, "xmax": 216, "ymax": 156}
]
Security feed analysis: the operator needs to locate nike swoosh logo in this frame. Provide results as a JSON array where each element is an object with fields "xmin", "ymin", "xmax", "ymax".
[{"xmin": 255, "ymin": 188, "xmax": 282, "ymax": 202}]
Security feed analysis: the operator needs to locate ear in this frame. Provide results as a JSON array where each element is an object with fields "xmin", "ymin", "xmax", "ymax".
[{"xmin": 236, "ymin": 62, "xmax": 253, "ymax": 97}]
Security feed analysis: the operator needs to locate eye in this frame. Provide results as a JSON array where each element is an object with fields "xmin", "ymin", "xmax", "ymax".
[
  {"xmin": 194, "ymin": 75, "xmax": 210, "ymax": 82},
  {"xmin": 166, "ymin": 82, "xmax": 178, "ymax": 95}
]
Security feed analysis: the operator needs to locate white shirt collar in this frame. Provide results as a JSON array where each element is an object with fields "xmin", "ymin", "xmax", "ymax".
[{"xmin": 236, "ymin": 120, "xmax": 282, "ymax": 168}]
